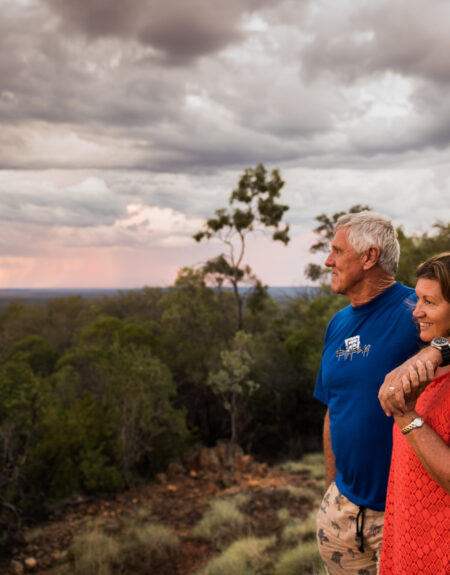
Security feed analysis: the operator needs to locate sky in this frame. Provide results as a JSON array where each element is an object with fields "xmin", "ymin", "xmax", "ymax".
[{"xmin": 1, "ymin": 0, "xmax": 450, "ymax": 288}]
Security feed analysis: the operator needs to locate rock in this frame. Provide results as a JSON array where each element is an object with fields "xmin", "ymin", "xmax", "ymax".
[
  {"xmin": 51, "ymin": 550, "xmax": 69, "ymax": 565},
  {"xmin": 167, "ymin": 461, "xmax": 185, "ymax": 479},
  {"xmin": 24, "ymin": 557, "xmax": 37, "ymax": 570},
  {"xmin": 9, "ymin": 560, "xmax": 24, "ymax": 575},
  {"xmin": 214, "ymin": 443, "xmax": 229, "ymax": 466},
  {"xmin": 198, "ymin": 447, "xmax": 220, "ymax": 471}
]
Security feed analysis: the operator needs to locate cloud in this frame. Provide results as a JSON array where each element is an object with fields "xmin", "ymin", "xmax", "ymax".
[
  {"xmin": 0, "ymin": 175, "xmax": 127, "ymax": 226},
  {"xmin": 301, "ymin": 0, "xmax": 450, "ymax": 85},
  {"xmin": 43, "ymin": 0, "xmax": 277, "ymax": 65}
]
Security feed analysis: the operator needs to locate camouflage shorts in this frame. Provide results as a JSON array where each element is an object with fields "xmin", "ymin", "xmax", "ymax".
[{"xmin": 316, "ymin": 481, "xmax": 384, "ymax": 575}]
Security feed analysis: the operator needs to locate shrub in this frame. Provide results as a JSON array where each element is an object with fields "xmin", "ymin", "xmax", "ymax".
[
  {"xmin": 196, "ymin": 536, "xmax": 274, "ymax": 575},
  {"xmin": 57, "ymin": 517, "xmax": 180, "ymax": 574},
  {"xmin": 278, "ymin": 453, "xmax": 325, "ymax": 481},
  {"xmin": 192, "ymin": 499, "xmax": 247, "ymax": 548},
  {"xmin": 123, "ymin": 521, "xmax": 180, "ymax": 562},
  {"xmin": 65, "ymin": 528, "xmax": 120, "ymax": 575},
  {"xmin": 275, "ymin": 540, "xmax": 325, "ymax": 575},
  {"xmin": 281, "ymin": 513, "xmax": 317, "ymax": 545}
]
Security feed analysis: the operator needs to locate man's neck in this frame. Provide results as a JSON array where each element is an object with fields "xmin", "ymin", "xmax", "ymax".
[{"xmin": 347, "ymin": 273, "xmax": 396, "ymax": 307}]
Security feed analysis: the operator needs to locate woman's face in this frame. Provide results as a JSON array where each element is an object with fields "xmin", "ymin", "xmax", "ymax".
[{"xmin": 413, "ymin": 278, "xmax": 450, "ymax": 342}]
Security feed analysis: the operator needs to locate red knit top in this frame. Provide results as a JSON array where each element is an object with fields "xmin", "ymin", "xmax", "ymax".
[{"xmin": 379, "ymin": 371, "xmax": 450, "ymax": 574}]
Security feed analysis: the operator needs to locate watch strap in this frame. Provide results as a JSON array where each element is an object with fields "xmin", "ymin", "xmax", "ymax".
[
  {"xmin": 430, "ymin": 338, "xmax": 450, "ymax": 366},
  {"xmin": 401, "ymin": 417, "xmax": 424, "ymax": 435}
]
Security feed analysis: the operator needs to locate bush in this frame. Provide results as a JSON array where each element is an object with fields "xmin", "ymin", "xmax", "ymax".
[
  {"xmin": 195, "ymin": 536, "xmax": 274, "ymax": 575},
  {"xmin": 192, "ymin": 499, "xmax": 247, "ymax": 549},
  {"xmin": 57, "ymin": 517, "xmax": 180, "ymax": 575},
  {"xmin": 275, "ymin": 541, "xmax": 325, "ymax": 575},
  {"xmin": 281, "ymin": 513, "xmax": 317, "ymax": 545}
]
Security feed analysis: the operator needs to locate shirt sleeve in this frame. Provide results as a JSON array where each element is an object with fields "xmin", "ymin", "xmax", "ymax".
[{"xmin": 313, "ymin": 360, "xmax": 328, "ymax": 405}]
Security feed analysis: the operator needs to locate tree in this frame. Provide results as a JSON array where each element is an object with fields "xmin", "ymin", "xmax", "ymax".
[
  {"xmin": 159, "ymin": 267, "xmax": 236, "ymax": 445},
  {"xmin": 207, "ymin": 331, "xmax": 259, "ymax": 460},
  {"xmin": 194, "ymin": 164, "xmax": 290, "ymax": 329},
  {"xmin": 305, "ymin": 204, "xmax": 370, "ymax": 283},
  {"xmin": 396, "ymin": 222, "xmax": 450, "ymax": 286}
]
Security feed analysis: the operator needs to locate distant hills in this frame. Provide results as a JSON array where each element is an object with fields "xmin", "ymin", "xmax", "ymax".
[{"xmin": 0, "ymin": 286, "xmax": 320, "ymax": 310}]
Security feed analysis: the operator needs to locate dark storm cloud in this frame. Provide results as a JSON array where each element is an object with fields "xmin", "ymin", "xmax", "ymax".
[
  {"xmin": 301, "ymin": 0, "xmax": 450, "ymax": 84},
  {"xmin": 43, "ymin": 0, "xmax": 274, "ymax": 65},
  {"xmin": 1, "ymin": 0, "xmax": 450, "ymax": 174}
]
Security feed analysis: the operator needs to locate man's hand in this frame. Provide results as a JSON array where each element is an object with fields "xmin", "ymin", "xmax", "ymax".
[
  {"xmin": 402, "ymin": 359, "xmax": 435, "ymax": 411},
  {"xmin": 378, "ymin": 347, "xmax": 441, "ymax": 417}
]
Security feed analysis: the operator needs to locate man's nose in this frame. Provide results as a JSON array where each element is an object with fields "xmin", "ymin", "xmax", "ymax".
[{"xmin": 325, "ymin": 253, "xmax": 334, "ymax": 267}]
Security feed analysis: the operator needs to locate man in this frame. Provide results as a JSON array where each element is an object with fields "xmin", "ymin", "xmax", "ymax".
[{"xmin": 314, "ymin": 211, "xmax": 421, "ymax": 575}]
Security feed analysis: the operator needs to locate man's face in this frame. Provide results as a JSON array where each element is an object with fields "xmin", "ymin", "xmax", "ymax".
[{"xmin": 325, "ymin": 227, "xmax": 366, "ymax": 296}]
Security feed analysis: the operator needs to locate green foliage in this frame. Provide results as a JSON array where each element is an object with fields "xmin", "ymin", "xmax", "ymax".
[
  {"xmin": 0, "ymin": 309, "xmax": 190, "ymax": 544},
  {"xmin": 207, "ymin": 331, "xmax": 259, "ymax": 448},
  {"xmin": 284, "ymin": 294, "xmax": 347, "ymax": 376},
  {"xmin": 397, "ymin": 222, "xmax": 450, "ymax": 286}
]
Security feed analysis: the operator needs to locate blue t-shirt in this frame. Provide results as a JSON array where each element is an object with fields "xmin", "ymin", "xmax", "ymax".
[{"xmin": 314, "ymin": 282, "xmax": 419, "ymax": 511}]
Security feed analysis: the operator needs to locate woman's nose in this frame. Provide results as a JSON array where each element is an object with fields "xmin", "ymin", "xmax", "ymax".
[{"xmin": 413, "ymin": 303, "xmax": 424, "ymax": 318}]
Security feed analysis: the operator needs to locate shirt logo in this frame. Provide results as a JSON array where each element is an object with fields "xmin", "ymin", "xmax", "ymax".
[{"xmin": 336, "ymin": 335, "xmax": 371, "ymax": 360}]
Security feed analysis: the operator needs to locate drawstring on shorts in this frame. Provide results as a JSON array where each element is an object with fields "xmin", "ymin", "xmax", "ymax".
[{"xmin": 356, "ymin": 505, "xmax": 366, "ymax": 553}]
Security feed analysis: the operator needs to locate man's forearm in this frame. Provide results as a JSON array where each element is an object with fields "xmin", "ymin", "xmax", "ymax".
[
  {"xmin": 379, "ymin": 346, "xmax": 442, "ymax": 417},
  {"xmin": 323, "ymin": 409, "xmax": 337, "ymax": 488}
]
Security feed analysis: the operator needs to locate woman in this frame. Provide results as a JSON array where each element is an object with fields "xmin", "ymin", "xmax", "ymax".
[{"xmin": 379, "ymin": 252, "xmax": 450, "ymax": 574}]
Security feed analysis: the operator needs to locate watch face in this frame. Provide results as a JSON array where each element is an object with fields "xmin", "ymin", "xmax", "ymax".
[{"xmin": 433, "ymin": 337, "xmax": 449, "ymax": 347}]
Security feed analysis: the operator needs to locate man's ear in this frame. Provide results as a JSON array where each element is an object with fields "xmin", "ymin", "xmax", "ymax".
[{"xmin": 362, "ymin": 246, "xmax": 380, "ymax": 270}]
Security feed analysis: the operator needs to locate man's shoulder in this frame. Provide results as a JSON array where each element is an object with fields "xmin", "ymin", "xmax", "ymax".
[{"xmin": 395, "ymin": 282, "xmax": 416, "ymax": 299}]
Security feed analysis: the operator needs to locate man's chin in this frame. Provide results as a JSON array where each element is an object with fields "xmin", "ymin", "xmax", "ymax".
[{"xmin": 330, "ymin": 279, "xmax": 340, "ymax": 293}]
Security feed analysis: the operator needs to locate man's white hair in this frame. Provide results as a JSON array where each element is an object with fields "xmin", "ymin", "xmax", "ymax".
[{"xmin": 336, "ymin": 211, "xmax": 400, "ymax": 276}]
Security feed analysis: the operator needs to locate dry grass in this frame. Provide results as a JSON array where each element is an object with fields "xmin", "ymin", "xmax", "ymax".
[
  {"xmin": 195, "ymin": 536, "xmax": 275, "ymax": 575},
  {"xmin": 192, "ymin": 499, "xmax": 247, "ymax": 548},
  {"xmin": 281, "ymin": 513, "xmax": 317, "ymax": 545},
  {"xmin": 55, "ymin": 515, "xmax": 180, "ymax": 575},
  {"xmin": 275, "ymin": 540, "xmax": 326, "ymax": 575}
]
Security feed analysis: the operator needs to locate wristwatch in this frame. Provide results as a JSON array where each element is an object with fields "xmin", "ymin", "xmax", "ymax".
[
  {"xmin": 401, "ymin": 417, "xmax": 424, "ymax": 435},
  {"xmin": 430, "ymin": 337, "xmax": 450, "ymax": 366}
]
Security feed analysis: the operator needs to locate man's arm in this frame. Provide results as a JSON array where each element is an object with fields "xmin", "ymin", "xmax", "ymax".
[
  {"xmin": 323, "ymin": 409, "xmax": 337, "ymax": 489},
  {"xmin": 378, "ymin": 346, "xmax": 442, "ymax": 417}
]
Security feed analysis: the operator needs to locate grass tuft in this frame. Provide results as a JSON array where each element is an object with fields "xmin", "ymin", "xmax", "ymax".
[
  {"xmin": 123, "ymin": 521, "xmax": 180, "ymax": 561},
  {"xmin": 278, "ymin": 453, "xmax": 325, "ymax": 481},
  {"xmin": 275, "ymin": 540, "xmax": 325, "ymax": 575},
  {"xmin": 281, "ymin": 486, "xmax": 317, "ymax": 504},
  {"xmin": 67, "ymin": 528, "xmax": 120, "ymax": 575},
  {"xmin": 192, "ymin": 499, "xmax": 247, "ymax": 548},
  {"xmin": 55, "ymin": 516, "xmax": 180, "ymax": 574},
  {"xmin": 195, "ymin": 536, "xmax": 275, "ymax": 575},
  {"xmin": 281, "ymin": 513, "xmax": 317, "ymax": 545}
]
